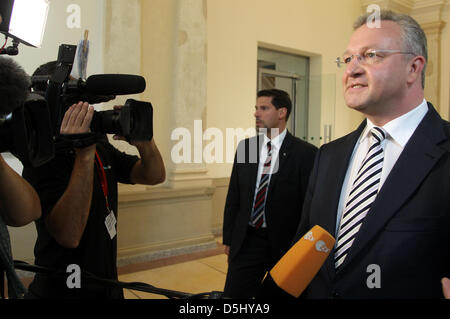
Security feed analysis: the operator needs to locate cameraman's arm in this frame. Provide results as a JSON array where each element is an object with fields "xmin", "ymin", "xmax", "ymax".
[
  {"xmin": 45, "ymin": 102, "xmax": 95, "ymax": 248},
  {"xmin": 128, "ymin": 138, "xmax": 165, "ymax": 185},
  {"xmin": 0, "ymin": 155, "xmax": 41, "ymax": 226}
]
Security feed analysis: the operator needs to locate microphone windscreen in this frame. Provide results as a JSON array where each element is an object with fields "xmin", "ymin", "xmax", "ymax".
[
  {"xmin": 270, "ymin": 225, "xmax": 335, "ymax": 297},
  {"xmin": 86, "ymin": 74, "xmax": 146, "ymax": 95}
]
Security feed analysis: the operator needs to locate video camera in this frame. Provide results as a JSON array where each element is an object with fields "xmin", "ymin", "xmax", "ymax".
[
  {"xmin": 33, "ymin": 44, "xmax": 154, "ymax": 147},
  {"xmin": 0, "ymin": 0, "xmax": 153, "ymax": 167}
]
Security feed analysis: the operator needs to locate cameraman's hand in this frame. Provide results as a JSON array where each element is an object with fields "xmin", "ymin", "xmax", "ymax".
[
  {"xmin": 60, "ymin": 102, "xmax": 94, "ymax": 135},
  {"xmin": 61, "ymin": 102, "xmax": 96, "ymax": 160}
]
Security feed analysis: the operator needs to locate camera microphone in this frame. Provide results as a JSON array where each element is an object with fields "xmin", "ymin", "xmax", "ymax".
[
  {"xmin": 34, "ymin": 74, "xmax": 146, "ymax": 97},
  {"xmin": 84, "ymin": 74, "xmax": 146, "ymax": 95},
  {"xmin": 58, "ymin": 74, "xmax": 146, "ymax": 105}
]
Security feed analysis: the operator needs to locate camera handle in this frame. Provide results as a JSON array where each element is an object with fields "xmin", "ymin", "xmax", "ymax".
[{"xmin": 59, "ymin": 132, "xmax": 101, "ymax": 149}]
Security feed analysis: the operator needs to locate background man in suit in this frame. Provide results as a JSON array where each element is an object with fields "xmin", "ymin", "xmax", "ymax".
[
  {"xmin": 223, "ymin": 89, "xmax": 317, "ymax": 298},
  {"xmin": 294, "ymin": 10, "xmax": 450, "ymax": 298}
]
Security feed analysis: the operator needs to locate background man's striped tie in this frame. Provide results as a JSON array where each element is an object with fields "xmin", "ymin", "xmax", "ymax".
[
  {"xmin": 250, "ymin": 142, "xmax": 272, "ymax": 229},
  {"xmin": 334, "ymin": 127, "xmax": 386, "ymax": 270}
]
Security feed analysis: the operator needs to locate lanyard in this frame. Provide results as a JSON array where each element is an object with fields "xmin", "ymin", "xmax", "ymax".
[{"xmin": 94, "ymin": 151, "xmax": 110, "ymax": 211}]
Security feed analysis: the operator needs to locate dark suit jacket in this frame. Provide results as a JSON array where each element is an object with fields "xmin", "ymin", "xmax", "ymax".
[
  {"xmin": 223, "ymin": 131, "xmax": 317, "ymax": 262},
  {"xmin": 295, "ymin": 103, "xmax": 450, "ymax": 299}
]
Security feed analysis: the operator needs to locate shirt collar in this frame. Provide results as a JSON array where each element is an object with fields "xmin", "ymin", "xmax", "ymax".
[
  {"xmin": 361, "ymin": 99, "xmax": 429, "ymax": 147},
  {"xmin": 263, "ymin": 128, "xmax": 287, "ymax": 150}
]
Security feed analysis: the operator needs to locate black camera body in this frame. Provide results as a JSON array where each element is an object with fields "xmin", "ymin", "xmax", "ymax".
[{"xmin": 0, "ymin": 43, "xmax": 152, "ymax": 167}]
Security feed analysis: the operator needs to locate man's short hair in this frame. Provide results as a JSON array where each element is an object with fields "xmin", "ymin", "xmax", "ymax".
[
  {"xmin": 257, "ymin": 89, "xmax": 292, "ymax": 121},
  {"xmin": 0, "ymin": 57, "xmax": 31, "ymax": 115},
  {"xmin": 353, "ymin": 10, "xmax": 427, "ymax": 88}
]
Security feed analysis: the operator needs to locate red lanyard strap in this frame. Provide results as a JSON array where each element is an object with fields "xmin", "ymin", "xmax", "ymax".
[{"xmin": 94, "ymin": 151, "xmax": 110, "ymax": 210}]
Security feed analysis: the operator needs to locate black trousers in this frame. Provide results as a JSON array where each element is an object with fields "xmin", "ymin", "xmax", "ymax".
[{"xmin": 223, "ymin": 227, "xmax": 277, "ymax": 298}]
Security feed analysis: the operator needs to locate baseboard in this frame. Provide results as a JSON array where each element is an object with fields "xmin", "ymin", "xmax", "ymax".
[{"xmin": 117, "ymin": 236, "xmax": 218, "ymax": 268}]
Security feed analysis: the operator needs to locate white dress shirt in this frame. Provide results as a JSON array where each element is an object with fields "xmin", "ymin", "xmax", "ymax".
[
  {"xmin": 335, "ymin": 99, "xmax": 429, "ymax": 234},
  {"xmin": 250, "ymin": 128, "xmax": 287, "ymax": 228}
]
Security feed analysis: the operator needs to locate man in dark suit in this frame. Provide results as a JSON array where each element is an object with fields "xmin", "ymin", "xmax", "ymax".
[
  {"xmin": 223, "ymin": 89, "xmax": 317, "ymax": 298},
  {"xmin": 294, "ymin": 10, "xmax": 450, "ymax": 299}
]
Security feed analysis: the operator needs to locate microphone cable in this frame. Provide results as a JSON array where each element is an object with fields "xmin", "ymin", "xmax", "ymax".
[{"xmin": 14, "ymin": 260, "xmax": 223, "ymax": 299}]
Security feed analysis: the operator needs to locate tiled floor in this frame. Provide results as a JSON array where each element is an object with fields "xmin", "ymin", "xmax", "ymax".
[{"xmin": 118, "ymin": 237, "xmax": 228, "ymax": 299}]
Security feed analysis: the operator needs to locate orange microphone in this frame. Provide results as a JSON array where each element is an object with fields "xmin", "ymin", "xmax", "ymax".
[{"xmin": 258, "ymin": 225, "xmax": 335, "ymax": 298}]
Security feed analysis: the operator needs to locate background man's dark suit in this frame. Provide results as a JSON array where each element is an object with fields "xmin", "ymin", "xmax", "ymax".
[
  {"xmin": 295, "ymin": 103, "xmax": 450, "ymax": 299},
  {"xmin": 223, "ymin": 131, "xmax": 317, "ymax": 293}
]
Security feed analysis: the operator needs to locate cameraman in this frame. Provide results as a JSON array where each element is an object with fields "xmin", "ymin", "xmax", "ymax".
[
  {"xmin": 22, "ymin": 98, "xmax": 165, "ymax": 298},
  {"xmin": 0, "ymin": 57, "xmax": 42, "ymax": 298}
]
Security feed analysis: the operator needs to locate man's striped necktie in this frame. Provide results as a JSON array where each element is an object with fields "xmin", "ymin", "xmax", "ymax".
[
  {"xmin": 335, "ymin": 127, "xmax": 386, "ymax": 270},
  {"xmin": 250, "ymin": 142, "xmax": 272, "ymax": 229}
]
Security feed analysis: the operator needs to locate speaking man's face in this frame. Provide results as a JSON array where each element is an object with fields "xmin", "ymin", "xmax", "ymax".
[{"xmin": 342, "ymin": 21, "xmax": 411, "ymax": 118}]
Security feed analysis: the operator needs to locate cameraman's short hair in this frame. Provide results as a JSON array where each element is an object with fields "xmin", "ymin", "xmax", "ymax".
[
  {"xmin": 257, "ymin": 89, "xmax": 292, "ymax": 121},
  {"xmin": 0, "ymin": 57, "xmax": 31, "ymax": 115}
]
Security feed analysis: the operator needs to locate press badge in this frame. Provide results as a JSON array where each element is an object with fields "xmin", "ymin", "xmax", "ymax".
[{"xmin": 105, "ymin": 209, "xmax": 117, "ymax": 240}]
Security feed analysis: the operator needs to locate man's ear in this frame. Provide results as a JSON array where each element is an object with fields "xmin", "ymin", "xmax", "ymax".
[
  {"xmin": 407, "ymin": 55, "xmax": 426, "ymax": 86},
  {"xmin": 279, "ymin": 107, "xmax": 287, "ymax": 120}
]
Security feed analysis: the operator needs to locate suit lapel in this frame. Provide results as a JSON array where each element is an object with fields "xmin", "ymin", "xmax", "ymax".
[{"xmin": 341, "ymin": 104, "xmax": 448, "ymax": 270}]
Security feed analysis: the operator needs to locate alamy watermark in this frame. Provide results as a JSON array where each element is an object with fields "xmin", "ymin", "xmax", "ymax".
[
  {"xmin": 171, "ymin": 120, "xmax": 280, "ymax": 169},
  {"xmin": 366, "ymin": 4, "xmax": 381, "ymax": 29},
  {"xmin": 366, "ymin": 264, "xmax": 381, "ymax": 289},
  {"xmin": 66, "ymin": 264, "xmax": 81, "ymax": 289},
  {"xmin": 66, "ymin": 4, "xmax": 81, "ymax": 29}
]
